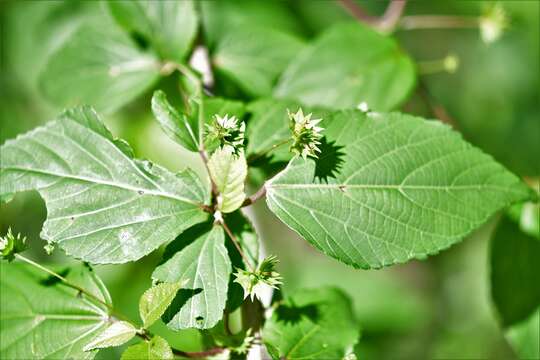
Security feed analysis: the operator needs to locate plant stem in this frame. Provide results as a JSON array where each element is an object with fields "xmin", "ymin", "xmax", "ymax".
[
  {"xmin": 172, "ymin": 347, "xmax": 225, "ymax": 358},
  {"xmin": 219, "ymin": 219, "xmax": 256, "ymax": 271},
  {"xmin": 248, "ymin": 138, "xmax": 291, "ymax": 164},
  {"xmin": 339, "ymin": 0, "xmax": 407, "ymax": 32},
  {"xmin": 242, "ymin": 185, "xmax": 267, "ymax": 207},
  {"xmin": 398, "ymin": 15, "xmax": 479, "ymax": 30}
]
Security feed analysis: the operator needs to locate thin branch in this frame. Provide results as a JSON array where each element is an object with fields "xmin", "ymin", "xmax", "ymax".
[
  {"xmin": 399, "ymin": 15, "xmax": 479, "ymax": 30},
  {"xmin": 219, "ymin": 219, "xmax": 255, "ymax": 271},
  {"xmin": 172, "ymin": 347, "xmax": 225, "ymax": 358},
  {"xmin": 417, "ymin": 81, "xmax": 458, "ymax": 129},
  {"xmin": 339, "ymin": 0, "xmax": 407, "ymax": 32},
  {"xmin": 242, "ymin": 185, "xmax": 267, "ymax": 208},
  {"xmin": 248, "ymin": 138, "xmax": 291, "ymax": 164}
]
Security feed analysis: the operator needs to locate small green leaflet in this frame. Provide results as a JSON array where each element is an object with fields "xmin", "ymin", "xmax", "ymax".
[
  {"xmin": 490, "ymin": 216, "xmax": 540, "ymax": 327},
  {"xmin": 266, "ymin": 111, "xmax": 533, "ymax": 269},
  {"xmin": 152, "ymin": 226, "xmax": 231, "ymax": 330},
  {"xmin": 107, "ymin": 0, "xmax": 198, "ymax": 62},
  {"xmin": 121, "ymin": 336, "xmax": 173, "ymax": 360},
  {"xmin": 208, "ymin": 146, "xmax": 248, "ymax": 213},
  {"xmin": 39, "ymin": 24, "xmax": 160, "ymax": 113},
  {"xmin": 0, "ymin": 106, "xmax": 209, "ymax": 264},
  {"xmin": 263, "ymin": 287, "xmax": 359, "ymax": 360},
  {"xmin": 83, "ymin": 321, "xmax": 137, "ymax": 351},
  {"xmin": 139, "ymin": 281, "xmax": 185, "ymax": 329},
  {"xmin": 506, "ymin": 308, "xmax": 540, "ymax": 360},
  {"xmin": 275, "ymin": 22, "xmax": 416, "ymax": 111},
  {"xmin": 0, "ymin": 263, "xmax": 111, "ymax": 359},
  {"xmin": 212, "ymin": 26, "xmax": 305, "ymax": 97}
]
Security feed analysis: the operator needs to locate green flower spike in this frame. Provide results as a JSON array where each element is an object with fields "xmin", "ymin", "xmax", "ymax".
[
  {"xmin": 288, "ymin": 108, "xmax": 324, "ymax": 159},
  {"xmin": 0, "ymin": 227, "xmax": 27, "ymax": 261},
  {"xmin": 206, "ymin": 114, "xmax": 245, "ymax": 153},
  {"xmin": 234, "ymin": 255, "xmax": 282, "ymax": 302},
  {"xmin": 480, "ymin": 3, "xmax": 508, "ymax": 44}
]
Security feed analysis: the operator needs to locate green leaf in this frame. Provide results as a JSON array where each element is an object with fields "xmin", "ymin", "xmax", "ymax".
[
  {"xmin": 121, "ymin": 336, "xmax": 174, "ymax": 360},
  {"xmin": 266, "ymin": 111, "xmax": 533, "ymax": 269},
  {"xmin": 107, "ymin": 0, "xmax": 198, "ymax": 62},
  {"xmin": 275, "ymin": 23, "xmax": 416, "ymax": 111},
  {"xmin": 262, "ymin": 287, "xmax": 359, "ymax": 360},
  {"xmin": 213, "ymin": 26, "xmax": 304, "ymax": 97},
  {"xmin": 39, "ymin": 24, "xmax": 160, "ymax": 113},
  {"xmin": 506, "ymin": 308, "xmax": 540, "ymax": 360},
  {"xmin": 83, "ymin": 321, "xmax": 137, "ymax": 351},
  {"xmin": 139, "ymin": 281, "xmax": 185, "ymax": 329},
  {"xmin": 208, "ymin": 146, "xmax": 248, "ymax": 213},
  {"xmin": 490, "ymin": 216, "xmax": 540, "ymax": 327},
  {"xmin": 0, "ymin": 262, "xmax": 111, "ymax": 359},
  {"xmin": 152, "ymin": 226, "xmax": 231, "ymax": 330},
  {"xmin": 0, "ymin": 106, "xmax": 209, "ymax": 264}
]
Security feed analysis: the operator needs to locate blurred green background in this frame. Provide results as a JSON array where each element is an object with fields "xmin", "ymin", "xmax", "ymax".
[{"xmin": 0, "ymin": 1, "xmax": 538, "ymax": 359}]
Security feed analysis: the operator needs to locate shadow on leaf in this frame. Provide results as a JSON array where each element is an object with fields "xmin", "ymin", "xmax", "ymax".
[
  {"xmin": 275, "ymin": 303, "xmax": 319, "ymax": 325},
  {"xmin": 314, "ymin": 137, "xmax": 345, "ymax": 182},
  {"xmin": 162, "ymin": 288, "xmax": 203, "ymax": 323}
]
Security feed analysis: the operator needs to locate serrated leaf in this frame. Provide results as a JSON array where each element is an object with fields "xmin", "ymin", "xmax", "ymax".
[
  {"xmin": 0, "ymin": 262, "xmax": 111, "ymax": 359},
  {"xmin": 107, "ymin": 0, "xmax": 198, "ymax": 62},
  {"xmin": 262, "ymin": 287, "xmax": 359, "ymax": 360},
  {"xmin": 39, "ymin": 24, "xmax": 160, "ymax": 113},
  {"xmin": 213, "ymin": 26, "xmax": 304, "ymax": 97},
  {"xmin": 275, "ymin": 23, "xmax": 416, "ymax": 111},
  {"xmin": 83, "ymin": 321, "xmax": 137, "ymax": 351},
  {"xmin": 0, "ymin": 106, "xmax": 209, "ymax": 264},
  {"xmin": 266, "ymin": 111, "xmax": 533, "ymax": 269},
  {"xmin": 208, "ymin": 146, "xmax": 248, "ymax": 213},
  {"xmin": 152, "ymin": 226, "xmax": 231, "ymax": 330},
  {"xmin": 121, "ymin": 336, "xmax": 174, "ymax": 360},
  {"xmin": 490, "ymin": 216, "xmax": 540, "ymax": 327},
  {"xmin": 506, "ymin": 308, "xmax": 540, "ymax": 360},
  {"xmin": 139, "ymin": 281, "xmax": 185, "ymax": 329}
]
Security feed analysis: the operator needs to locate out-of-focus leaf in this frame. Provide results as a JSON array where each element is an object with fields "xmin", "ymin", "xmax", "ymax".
[
  {"xmin": 266, "ymin": 111, "xmax": 533, "ymax": 269},
  {"xmin": 0, "ymin": 106, "xmax": 209, "ymax": 264},
  {"xmin": 506, "ymin": 308, "xmax": 540, "ymax": 360},
  {"xmin": 121, "ymin": 336, "xmax": 174, "ymax": 360},
  {"xmin": 275, "ymin": 23, "xmax": 416, "ymax": 111},
  {"xmin": 0, "ymin": 262, "xmax": 111, "ymax": 359},
  {"xmin": 152, "ymin": 226, "xmax": 231, "ymax": 330},
  {"xmin": 208, "ymin": 146, "xmax": 248, "ymax": 213},
  {"xmin": 39, "ymin": 24, "xmax": 160, "ymax": 113},
  {"xmin": 490, "ymin": 216, "xmax": 540, "ymax": 327},
  {"xmin": 107, "ymin": 0, "xmax": 198, "ymax": 62},
  {"xmin": 213, "ymin": 27, "xmax": 305, "ymax": 97},
  {"xmin": 262, "ymin": 287, "xmax": 359, "ymax": 359}
]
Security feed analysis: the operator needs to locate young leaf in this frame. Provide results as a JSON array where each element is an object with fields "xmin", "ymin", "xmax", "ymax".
[
  {"xmin": 262, "ymin": 287, "xmax": 359, "ymax": 359},
  {"xmin": 121, "ymin": 336, "xmax": 174, "ymax": 360},
  {"xmin": 0, "ymin": 262, "xmax": 111, "ymax": 359},
  {"xmin": 212, "ymin": 26, "xmax": 305, "ymax": 97},
  {"xmin": 0, "ymin": 106, "xmax": 209, "ymax": 264},
  {"xmin": 266, "ymin": 111, "xmax": 534, "ymax": 269},
  {"xmin": 107, "ymin": 0, "xmax": 198, "ymax": 62},
  {"xmin": 39, "ymin": 24, "xmax": 160, "ymax": 113},
  {"xmin": 506, "ymin": 308, "xmax": 540, "ymax": 360},
  {"xmin": 208, "ymin": 146, "xmax": 248, "ymax": 213},
  {"xmin": 152, "ymin": 226, "xmax": 231, "ymax": 330},
  {"xmin": 490, "ymin": 216, "xmax": 540, "ymax": 327},
  {"xmin": 83, "ymin": 321, "xmax": 137, "ymax": 351},
  {"xmin": 275, "ymin": 23, "xmax": 416, "ymax": 111},
  {"xmin": 139, "ymin": 281, "xmax": 185, "ymax": 329}
]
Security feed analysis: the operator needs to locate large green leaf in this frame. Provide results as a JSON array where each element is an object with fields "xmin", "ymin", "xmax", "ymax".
[
  {"xmin": 213, "ymin": 27, "xmax": 304, "ymax": 97},
  {"xmin": 208, "ymin": 146, "xmax": 248, "ymax": 213},
  {"xmin": 0, "ymin": 106, "xmax": 209, "ymax": 264},
  {"xmin": 0, "ymin": 262, "xmax": 111, "ymax": 359},
  {"xmin": 266, "ymin": 111, "xmax": 533, "ymax": 269},
  {"xmin": 152, "ymin": 226, "xmax": 231, "ymax": 330},
  {"xmin": 262, "ymin": 287, "xmax": 359, "ymax": 359},
  {"xmin": 490, "ymin": 216, "xmax": 540, "ymax": 327},
  {"xmin": 39, "ymin": 24, "xmax": 160, "ymax": 113},
  {"xmin": 506, "ymin": 308, "xmax": 540, "ymax": 360},
  {"xmin": 275, "ymin": 23, "xmax": 416, "ymax": 111},
  {"xmin": 107, "ymin": 0, "xmax": 198, "ymax": 62}
]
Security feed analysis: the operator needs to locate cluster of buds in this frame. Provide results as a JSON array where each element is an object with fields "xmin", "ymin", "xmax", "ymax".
[
  {"xmin": 205, "ymin": 114, "xmax": 245, "ymax": 154},
  {"xmin": 288, "ymin": 108, "xmax": 324, "ymax": 159},
  {"xmin": 480, "ymin": 3, "xmax": 508, "ymax": 44},
  {"xmin": 0, "ymin": 228, "xmax": 27, "ymax": 261},
  {"xmin": 234, "ymin": 255, "xmax": 282, "ymax": 301}
]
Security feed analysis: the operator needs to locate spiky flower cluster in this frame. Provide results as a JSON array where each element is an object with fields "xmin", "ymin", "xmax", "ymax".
[
  {"xmin": 480, "ymin": 3, "xmax": 508, "ymax": 44},
  {"xmin": 288, "ymin": 108, "xmax": 324, "ymax": 159},
  {"xmin": 205, "ymin": 114, "xmax": 245, "ymax": 153},
  {"xmin": 234, "ymin": 255, "xmax": 282, "ymax": 302},
  {"xmin": 0, "ymin": 228, "xmax": 27, "ymax": 261}
]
